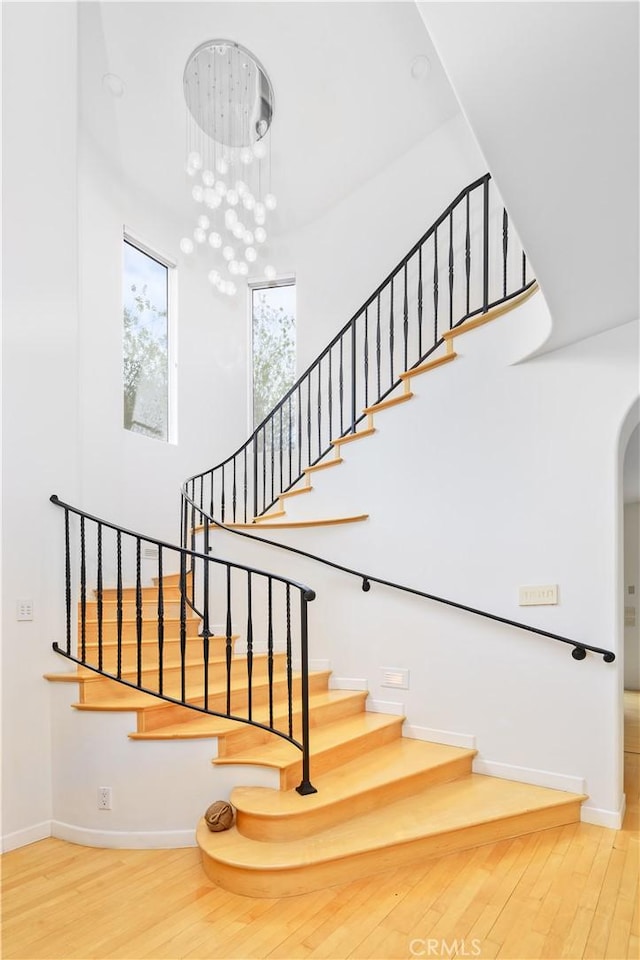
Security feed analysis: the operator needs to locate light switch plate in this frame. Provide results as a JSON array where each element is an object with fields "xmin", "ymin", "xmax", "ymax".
[{"xmin": 519, "ymin": 584, "xmax": 558, "ymax": 606}]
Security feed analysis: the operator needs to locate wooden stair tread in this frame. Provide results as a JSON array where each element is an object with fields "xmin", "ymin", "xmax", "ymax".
[
  {"xmin": 253, "ymin": 509, "xmax": 287, "ymax": 523},
  {"xmin": 214, "ymin": 711, "xmax": 402, "ymax": 770},
  {"xmin": 398, "ymin": 351, "xmax": 457, "ymax": 381},
  {"xmin": 331, "ymin": 427, "xmax": 375, "ymax": 447},
  {"xmin": 278, "ymin": 486, "xmax": 312, "ymax": 502},
  {"xmin": 129, "ymin": 690, "xmax": 366, "ymax": 740},
  {"xmin": 221, "ymin": 515, "xmax": 369, "ymax": 530},
  {"xmin": 441, "ymin": 282, "xmax": 539, "ymax": 342},
  {"xmin": 198, "ymin": 773, "xmax": 585, "ymax": 872},
  {"xmin": 231, "ymin": 738, "xmax": 475, "ymax": 817},
  {"xmin": 303, "ymin": 457, "xmax": 343, "ymax": 475},
  {"xmin": 363, "ymin": 392, "xmax": 413, "ymax": 415}
]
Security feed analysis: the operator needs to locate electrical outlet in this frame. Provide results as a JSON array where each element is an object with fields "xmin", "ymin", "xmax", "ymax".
[
  {"xmin": 16, "ymin": 599, "xmax": 33, "ymax": 621},
  {"xmin": 97, "ymin": 786, "xmax": 112, "ymax": 810}
]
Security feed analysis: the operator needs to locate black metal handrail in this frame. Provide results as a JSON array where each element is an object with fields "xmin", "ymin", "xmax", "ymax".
[
  {"xmin": 182, "ymin": 173, "xmax": 536, "ymax": 531},
  {"xmin": 198, "ymin": 519, "xmax": 616, "ymax": 663},
  {"xmin": 50, "ymin": 494, "xmax": 318, "ymax": 795}
]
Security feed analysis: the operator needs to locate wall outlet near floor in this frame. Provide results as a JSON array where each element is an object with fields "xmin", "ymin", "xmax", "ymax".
[
  {"xmin": 97, "ymin": 786, "xmax": 112, "ymax": 810},
  {"xmin": 381, "ymin": 667, "xmax": 409, "ymax": 689},
  {"xmin": 518, "ymin": 584, "xmax": 558, "ymax": 606}
]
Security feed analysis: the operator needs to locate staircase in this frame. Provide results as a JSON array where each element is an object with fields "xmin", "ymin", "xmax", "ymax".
[
  {"xmin": 47, "ymin": 575, "xmax": 585, "ymax": 898},
  {"xmin": 46, "ymin": 174, "xmax": 612, "ymax": 895}
]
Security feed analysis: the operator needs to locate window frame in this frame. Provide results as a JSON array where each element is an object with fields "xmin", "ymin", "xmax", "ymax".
[
  {"xmin": 247, "ymin": 274, "xmax": 296, "ymax": 436},
  {"xmin": 122, "ymin": 229, "xmax": 178, "ymax": 445}
]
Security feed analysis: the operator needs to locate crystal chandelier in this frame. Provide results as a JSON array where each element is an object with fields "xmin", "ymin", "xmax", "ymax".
[{"xmin": 180, "ymin": 40, "xmax": 277, "ymax": 296}]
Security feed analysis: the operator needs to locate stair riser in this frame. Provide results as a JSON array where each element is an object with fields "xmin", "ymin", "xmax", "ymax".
[
  {"xmin": 80, "ymin": 620, "xmax": 202, "ymax": 643},
  {"xmin": 77, "ymin": 655, "xmax": 290, "ymax": 704},
  {"xmin": 75, "ymin": 638, "xmax": 235, "ymax": 672},
  {"xmin": 98, "ymin": 586, "xmax": 185, "ymax": 602},
  {"xmin": 199, "ymin": 800, "xmax": 583, "ymax": 898},
  {"xmin": 80, "ymin": 601, "xmax": 187, "ymax": 619},
  {"xmin": 236, "ymin": 754, "xmax": 474, "ymax": 841},
  {"xmin": 135, "ymin": 671, "xmax": 331, "ymax": 732},
  {"xmin": 217, "ymin": 693, "xmax": 368, "ymax": 757},
  {"xmin": 280, "ymin": 718, "xmax": 403, "ymax": 790}
]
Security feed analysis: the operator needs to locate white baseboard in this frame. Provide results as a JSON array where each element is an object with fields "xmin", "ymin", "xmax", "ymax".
[
  {"xmin": 472, "ymin": 758, "xmax": 586, "ymax": 795},
  {"xmin": 403, "ymin": 723, "xmax": 476, "ymax": 750},
  {"xmin": 366, "ymin": 698, "xmax": 405, "ymax": 716},
  {"xmin": 581, "ymin": 796, "xmax": 626, "ymax": 829},
  {"xmin": 1, "ymin": 820, "xmax": 52, "ymax": 853},
  {"xmin": 51, "ymin": 820, "xmax": 197, "ymax": 849},
  {"xmin": 329, "ymin": 676, "xmax": 368, "ymax": 691}
]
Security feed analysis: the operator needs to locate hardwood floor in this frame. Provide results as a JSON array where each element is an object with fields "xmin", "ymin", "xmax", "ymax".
[{"xmin": 2, "ymin": 718, "xmax": 638, "ymax": 959}]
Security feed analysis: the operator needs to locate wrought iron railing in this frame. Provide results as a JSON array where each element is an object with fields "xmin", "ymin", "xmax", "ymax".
[
  {"xmin": 182, "ymin": 173, "xmax": 536, "ymax": 530},
  {"xmin": 50, "ymin": 495, "xmax": 318, "ymax": 795}
]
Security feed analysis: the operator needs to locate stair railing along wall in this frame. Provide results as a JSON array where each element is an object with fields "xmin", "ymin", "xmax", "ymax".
[
  {"xmin": 182, "ymin": 173, "xmax": 535, "ymax": 533},
  {"xmin": 49, "ymin": 495, "xmax": 319, "ymax": 795}
]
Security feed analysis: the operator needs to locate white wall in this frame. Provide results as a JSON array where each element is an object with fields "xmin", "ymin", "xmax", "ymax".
[
  {"xmin": 205, "ymin": 300, "xmax": 640, "ymax": 827},
  {"xmin": 1, "ymin": 1, "xmax": 81, "ymax": 849},
  {"xmin": 624, "ymin": 502, "xmax": 640, "ymax": 689},
  {"xmin": 270, "ymin": 113, "xmax": 486, "ymax": 373}
]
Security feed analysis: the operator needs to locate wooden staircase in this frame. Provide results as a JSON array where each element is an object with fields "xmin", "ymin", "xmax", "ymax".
[
  {"xmin": 46, "ymin": 280, "xmax": 587, "ymax": 896},
  {"xmin": 47, "ymin": 558, "xmax": 585, "ymax": 899}
]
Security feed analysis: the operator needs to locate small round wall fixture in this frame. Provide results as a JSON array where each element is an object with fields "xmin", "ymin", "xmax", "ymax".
[{"xmin": 180, "ymin": 40, "xmax": 278, "ymax": 295}]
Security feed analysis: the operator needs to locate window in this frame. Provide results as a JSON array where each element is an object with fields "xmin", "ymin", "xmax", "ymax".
[
  {"xmin": 122, "ymin": 237, "xmax": 175, "ymax": 442},
  {"xmin": 250, "ymin": 279, "xmax": 296, "ymax": 431}
]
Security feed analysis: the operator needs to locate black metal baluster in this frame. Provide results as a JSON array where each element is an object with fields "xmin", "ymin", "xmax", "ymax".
[
  {"xmin": 96, "ymin": 523, "xmax": 103, "ymax": 673},
  {"xmin": 296, "ymin": 589, "xmax": 317, "ymax": 796},
  {"xmin": 252, "ymin": 434, "xmax": 258, "ymax": 520},
  {"xmin": 465, "ymin": 192, "xmax": 471, "ymax": 317},
  {"xmin": 339, "ymin": 337, "xmax": 344, "ymax": 435},
  {"xmin": 286, "ymin": 584, "xmax": 293, "ymax": 739},
  {"xmin": 522, "ymin": 251, "xmax": 527, "ymax": 289},
  {"xmin": 116, "ymin": 530, "xmax": 123, "ymax": 680},
  {"xmin": 79, "ymin": 516, "xmax": 86, "ymax": 663},
  {"xmin": 364, "ymin": 308, "xmax": 369, "ymax": 409},
  {"xmin": 297, "ymin": 385, "xmax": 302, "ymax": 477},
  {"xmin": 199, "ymin": 475, "xmax": 204, "ymax": 515},
  {"xmin": 209, "ymin": 470, "xmax": 214, "ymax": 517},
  {"xmin": 403, "ymin": 264, "xmax": 409, "ymax": 371},
  {"xmin": 483, "ymin": 176, "xmax": 490, "ymax": 313},
  {"xmin": 503, "ymin": 208, "xmax": 509, "ymax": 299},
  {"xmin": 307, "ymin": 380, "xmax": 312, "ymax": 464},
  {"xmin": 328, "ymin": 348, "xmax": 333, "ymax": 443},
  {"xmin": 203, "ymin": 521, "xmax": 211, "ymax": 711},
  {"xmin": 221, "ymin": 463, "xmax": 226, "ymax": 523},
  {"xmin": 288, "ymin": 397, "xmax": 292, "ymax": 488},
  {"xmin": 179, "ymin": 551, "xmax": 187, "ymax": 703},
  {"xmin": 157, "ymin": 545, "xmax": 164, "ymax": 696},
  {"xmin": 317, "ymin": 360, "xmax": 322, "ymax": 457},
  {"xmin": 232, "ymin": 458, "xmax": 237, "ymax": 523},
  {"xmin": 267, "ymin": 577, "xmax": 274, "ymax": 728},
  {"xmin": 225, "ymin": 565, "xmax": 232, "ymax": 716},
  {"xmin": 418, "ymin": 247, "xmax": 423, "ymax": 359},
  {"xmin": 279, "ymin": 405, "xmax": 283, "ymax": 496},
  {"xmin": 433, "ymin": 228, "xmax": 439, "ymax": 343},
  {"xmin": 262, "ymin": 428, "xmax": 267, "ymax": 516},
  {"xmin": 449, "ymin": 210, "xmax": 454, "ymax": 329},
  {"xmin": 389, "ymin": 277, "xmax": 395, "ymax": 386},
  {"xmin": 376, "ymin": 295, "xmax": 381, "ymax": 399},
  {"xmin": 135, "ymin": 537, "xmax": 141, "ymax": 687},
  {"xmin": 270, "ymin": 417, "xmax": 275, "ymax": 505},
  {"xmin": 351, "ymin": 320, "xmax": 357, "ymax": 434},
  {"xmin": 243, "ymin": 447, "xmax": 248, "ymax": 523},
  {"xmin": 64, "ymin": 508, "xmax": 71, "ymax": 655},
  {"xmin": 246, "ymin": 572, "xmax": 253, "ymax": 722}
]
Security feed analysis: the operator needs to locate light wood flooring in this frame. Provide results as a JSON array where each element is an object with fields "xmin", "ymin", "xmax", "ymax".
[{"xmin": 2, "ymin": 701, "xmax": 638, "ymax": 960}]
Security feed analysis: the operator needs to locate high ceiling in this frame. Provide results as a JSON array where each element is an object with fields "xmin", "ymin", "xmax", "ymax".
[{"xmin": 81, "ymin": 2, "xmax": 461, "ymax": 237}]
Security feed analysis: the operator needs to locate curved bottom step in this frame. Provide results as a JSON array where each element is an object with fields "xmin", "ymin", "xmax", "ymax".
[{"xmin": 197, "ymin": 774, "xmax": 585, "ymax": 897}]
